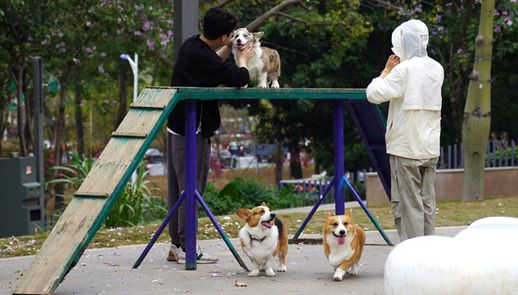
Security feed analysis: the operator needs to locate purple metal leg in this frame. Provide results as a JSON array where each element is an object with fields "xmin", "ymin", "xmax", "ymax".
[
  {"xmin": 132, "ymin": 192, "xmax": 186, "ymax": 268},
  {"xmin": 195, "ymin": 191, "xmax": 249, "ymax": 271},
  {"xmin": 185, "ymin": 100, "xmax": 197, "ymax": 270},
  {"xmin": 291, "ymin": 176, "xmax": 336, "ymax": 240},
  {"xmin": 334, "ymin": 102, "xmax": 345, "ymax": 215},
  {"xmin": 341, "ymin": 176, "xmax": 393, "ymax": 246}
]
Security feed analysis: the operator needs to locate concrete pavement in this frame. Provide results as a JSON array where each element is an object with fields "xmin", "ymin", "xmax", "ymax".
[{"xmin": 0, "ymin": 227, "xmax": 465, "ymax": 295}]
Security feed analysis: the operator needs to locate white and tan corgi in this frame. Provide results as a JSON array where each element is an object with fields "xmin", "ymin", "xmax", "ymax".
[
  {"xmin": 323, "ymin": 211, "xmax": 366, "ymax": 281},
  {"xmin": 232, "ymin": 28, "xmax": 281, "ymax": 88},
  {"xmin": 236, "ymin": 203, "xmax": 288, "ymax": 277}
]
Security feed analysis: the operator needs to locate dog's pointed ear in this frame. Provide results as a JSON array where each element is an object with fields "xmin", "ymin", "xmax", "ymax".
[
  {"xmin": 326, "ymin": 212, "xmax": 335, "ymax": 220},
  {"xmin": 236, "ymin": 208, "xmax": 251, "ymax": 220},
  {"xmin": 260, "ymin": 201, "xmax": 267, "ymax": 207},
  {"xmin": 253, "ymin": 31, "xmax": 264, "ymax": 40},
  {"xmin": 345, "ymin": 209, "xmax": 353, "ymax": 218}
]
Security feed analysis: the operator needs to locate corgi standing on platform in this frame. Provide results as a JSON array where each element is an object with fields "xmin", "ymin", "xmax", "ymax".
[
  {"xmin": 236, "ymin": 203, "xmax": 288, "ymax": 277},
  {"xmin": 323, "ymin": 211, "xmax": 366, "ymax": 281}
]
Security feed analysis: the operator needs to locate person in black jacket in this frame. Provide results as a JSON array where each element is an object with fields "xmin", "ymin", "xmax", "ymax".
[{"xmin": 166, "ymin": 7, "xmax": 252, "ymax": 264}]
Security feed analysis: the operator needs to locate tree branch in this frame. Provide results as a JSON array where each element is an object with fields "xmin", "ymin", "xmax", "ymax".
[
  {"xmin": 217, "ymin": 0, "xmax": 233, "ymax": 7},
  {"xmin": 272, "ymin": 12, "xmax": 309, "ymax": 25},
  {"xmin": 261, "ymin": 41, "xmax": 310, "ymax": 57},
  {"xmin": 246, "ymin": 0, "xmax": 301, "ymax": 32}
]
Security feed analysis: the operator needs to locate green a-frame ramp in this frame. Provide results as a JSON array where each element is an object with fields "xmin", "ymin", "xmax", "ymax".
[{"xmin": 14, "ymin": 87, "xmax": 390, "ymax": 295}]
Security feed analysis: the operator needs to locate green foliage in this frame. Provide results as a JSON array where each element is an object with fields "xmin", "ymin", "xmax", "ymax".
[
  {"xmin": 104, "ymin": 163, "xmax": 166, "ymax": 228},
  {"xmin": 488, "ymin": 144, "xmax": 518, "ymax": 166},
  {"xmin": 216, "ymin": 177, "xmax": 272, "ymax": 211},
  {"xmin": 200, "ymin": 183, "xmax": 235, "ymax": 217},
  {"xmin": 47, "ymin": 151, "xmax": 94, "ymax": 200},
  {"xmin": 202, "ymin": 178, "xmax": 324, "ymax": 217},
  {"xmin": 46, "ymin": 152, "xmax": 166, "ymax": 228},
  {"xmin": 267, "ymin": 185, "xmax": 307, "ymax": 210}
]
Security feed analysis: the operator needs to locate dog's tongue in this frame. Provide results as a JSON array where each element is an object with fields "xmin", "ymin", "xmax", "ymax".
[
  {"xmin": 261, "ymin": 221, "xmax": 272, "ymax": 228},
  {"xmin": 337, "ymin": 236, "xmax": 345, "ymax": 245}
]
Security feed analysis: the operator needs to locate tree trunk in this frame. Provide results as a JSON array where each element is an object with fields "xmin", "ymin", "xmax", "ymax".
[
  {"xmin": 246, "ymin": 0, "xmax": 301, "ymax": 32},
  {"xmin": 0, "ymin": 106, "xmax": 4, "ymax": 157},
  {"xmin": 13, "ymin": 66, "xmax": 28, "ymax": 156},
  {"xmin": 274, "ymin": 140, "xmax": 283, "ymax": 184},
  {"xmin": 51, "ymin": 75, "xmax": 69, "ymax": 210},
  {"xmin": 74, "ymin": 83, "xmax": 85, "ymax": 155},
  {"xmin": 462, "ymin": 0, "xmax": 494, "ymax": 201},
  {"xmin": 53, "ymin": 80, "xmax": 67, "ymax": 166},
  {"xmin": 289, "ymin": 142, "xmax": 303, "ymax": 179},
  {"xmin": 116, "ymin": 60, "xmax": 127, "ymax": 127},
  {"xmin": 314, "ymin": 160, "xmax": 321, "ymax": 174},
  {"xmin": 23, "ymin": 72, "xmax": 33, "ymax": 153}
]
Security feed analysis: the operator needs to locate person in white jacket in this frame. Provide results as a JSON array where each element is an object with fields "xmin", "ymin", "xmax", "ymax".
[{"xmin": 366, "ymin": 19, "xmax": 444, "ymax": 241}]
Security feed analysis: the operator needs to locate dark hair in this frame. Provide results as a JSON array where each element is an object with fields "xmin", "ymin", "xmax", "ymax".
[{"xmin": 203, "ymin": 7, "xmax": 237, "ymax": 40}]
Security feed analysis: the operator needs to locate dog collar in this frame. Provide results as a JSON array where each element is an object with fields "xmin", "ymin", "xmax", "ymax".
[{"xmin": 249, "ymin": 234, "xmax": 267, "ymax": 247}]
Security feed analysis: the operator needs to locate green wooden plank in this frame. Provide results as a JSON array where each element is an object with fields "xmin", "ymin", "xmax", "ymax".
[
  {"xmin": 14, "ymin": 88, "xmax": 179, "ymax": 295},
  {"xmin": 171, "ymin": 87, "xmax": 367, "ymax": 100}
]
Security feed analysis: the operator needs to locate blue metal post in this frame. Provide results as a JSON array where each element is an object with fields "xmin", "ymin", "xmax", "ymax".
[
  {"xmin": 341, "ymin": 176, "xmax": 393, "ymax": 246},
  {"xmin": 195, "ymin": 191, "xmax": 249, "ymax": 271},
  {"xmin": 334, "ymin": 102, "xmax": 345, "ymax": 215},
  {"xmin": 291, "ymin": 177, "xmax": 336, "ymax": 240},
  {"xmin": 185, "ymin": 100, "xmax": 197, "ymax": 270},
  {"xmin": 133, "ymin": 192, "xmax": 187, "ymax": 268}
]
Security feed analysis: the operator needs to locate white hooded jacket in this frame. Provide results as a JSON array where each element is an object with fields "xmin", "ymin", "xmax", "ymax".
[{"xmin": 366, "ymin": 20, "xmax": 444, "ymax": 159}]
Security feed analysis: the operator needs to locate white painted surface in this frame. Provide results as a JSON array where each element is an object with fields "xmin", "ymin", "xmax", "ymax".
[{"xmin": 385, "ymin": 217, "xmax": 518, "ymax": 295}]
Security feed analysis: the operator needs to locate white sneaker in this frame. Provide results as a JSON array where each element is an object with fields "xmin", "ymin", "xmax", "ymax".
[
  {"xmin": 167, "ymin": 244, "xmax": 218, "ymax": 264},
  {"xmin": 196, "ymin": 245, "xmax": 218, "ymax": 264},
  {"xmin": 167, "ymin": 244, "xmax": 185, "ymax": 263}
]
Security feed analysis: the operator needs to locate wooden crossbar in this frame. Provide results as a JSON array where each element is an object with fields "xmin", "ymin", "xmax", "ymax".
[
  {"xmin": 130, "ymin": 103, "xmax": 166, "ymax": 109},
  {"xmin": 111, "ymin": 131, "xmax": 148, "ymax": 138},
  {"xmin": 73, "ymin": 191, "xmax": 109, "ymax": 198}
]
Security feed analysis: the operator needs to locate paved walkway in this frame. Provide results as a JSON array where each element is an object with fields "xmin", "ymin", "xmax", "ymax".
[{"xmin": 0, "ymin": 227, "xmax": 465, "ymax": 295}]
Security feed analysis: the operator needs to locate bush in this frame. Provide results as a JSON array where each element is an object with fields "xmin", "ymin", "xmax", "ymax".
[
  {"xmin": 47, "ymin": 151, "xmax": 167, "ymax": 228},
  {"xmin": 200, "ymin": 183, "xmax": 235, "ymax": 217},
  {"xmin": 201, "ymin": 178, "xmax": 321, "ymax": 216},
  {"xmin": 104, "ymin": 163, "xmax": 166, "ymax": 227},
  {"xmin": 267, "ymin": 185, "xmax": 305, "ymax": 209},
  {"xmin": 488, "ymin": 145, "xmax": 518, "ymax": 166}
]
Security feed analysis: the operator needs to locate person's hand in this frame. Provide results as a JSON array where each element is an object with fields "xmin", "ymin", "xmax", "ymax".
[
  {"xmin": 237, "ymin": 44, "xmax": 254, "ymax": 68},
  {"xmin": 381, "ymin": 55, "xmax": 400, "ymax": 77},
  {"xmin": 225, "ymin": 31, "xmax": 234, "ymax": 48}
]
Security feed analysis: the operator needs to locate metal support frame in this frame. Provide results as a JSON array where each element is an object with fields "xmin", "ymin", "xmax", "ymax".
[
  {"xmin": 291, "ymin": 101, "xmax": 393, "ymax": 246},
  {"xmin": 134, "ymin": 100, "xmax": 249, "ymax": 270},
  {"xmin": 135, "ymin": 88, "xmax": 393, "ymax": 272}
]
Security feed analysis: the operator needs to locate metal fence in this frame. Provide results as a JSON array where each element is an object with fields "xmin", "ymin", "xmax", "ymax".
[
  {"xmin": 280, "ymin": 139, "xmax": 518, "ymax": 194},
  {"xmin": 438, "ymin": 139, "xmax": 518, "ymax": 169}
]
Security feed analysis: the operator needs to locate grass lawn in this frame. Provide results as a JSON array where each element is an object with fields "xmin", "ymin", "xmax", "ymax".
[{"xmin": 1, "ymin": 196, "xmax": 517, "ymax": 258}]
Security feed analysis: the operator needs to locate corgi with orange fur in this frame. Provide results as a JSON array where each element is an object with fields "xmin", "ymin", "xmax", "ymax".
[
  {"xmin": 323, "ymin": 211, "xmax": 366, "ymax": 281},
  {"xmin": 236, "ymin": 203, "xmax": 288, "ymax": 277}
]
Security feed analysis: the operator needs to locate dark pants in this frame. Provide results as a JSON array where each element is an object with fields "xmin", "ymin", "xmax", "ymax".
[{"xmin": 167, "ymin": 132, "xmax": 210, "ymax": 249}]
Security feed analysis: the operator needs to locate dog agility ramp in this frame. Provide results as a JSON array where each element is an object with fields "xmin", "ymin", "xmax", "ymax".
[{"xmin": 14, "ymin": 87, "xmax": 178, "ymax": 295}]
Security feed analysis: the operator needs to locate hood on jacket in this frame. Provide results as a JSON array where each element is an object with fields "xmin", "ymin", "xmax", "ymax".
[{"xmin": 391, "ymin": 19, "xmax": 429, "ymax": 61}]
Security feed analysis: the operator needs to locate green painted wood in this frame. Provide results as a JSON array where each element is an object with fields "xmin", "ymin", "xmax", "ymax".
[
  {"xmin": 14, "ymin": 88, "xmax": 179, "ymax": 295},
  {"xmin": 154, "ymin": 87, "xmax": 367, "ymax": 100}
]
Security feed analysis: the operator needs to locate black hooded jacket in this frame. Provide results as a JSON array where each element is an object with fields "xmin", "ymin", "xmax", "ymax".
[{"xmin": 167, "ymin": 35, "xmax": 250, "ymax": 137}]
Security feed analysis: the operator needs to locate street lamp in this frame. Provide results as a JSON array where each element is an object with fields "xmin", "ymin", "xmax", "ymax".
[
  {"xmin": 120, "ymin": 53, "xmax": 138, "ymax": 102},
  {"xmin": 120, "ymin": 53, "xmax": 138, "ymax": 184}
]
